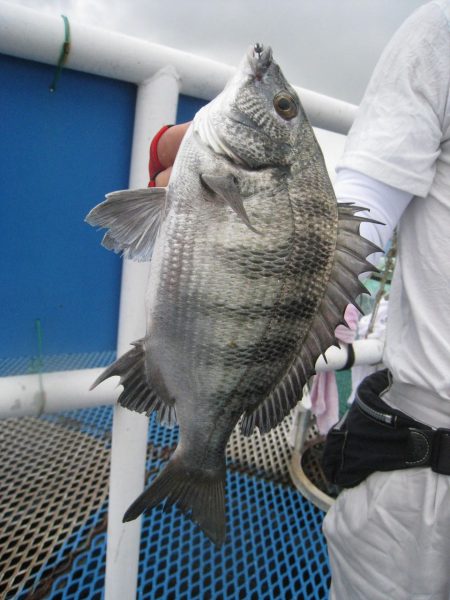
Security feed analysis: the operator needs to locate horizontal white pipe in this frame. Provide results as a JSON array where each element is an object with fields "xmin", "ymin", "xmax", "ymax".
[
  {"xmin": 0, "ymin": 340, "xmax": 383, "ymax": 419},
  {"xmin": 315, "ymin": 339, "xmax": 384, "ymax": 371},
  {"xmin": 0, "ymin": 368, "xmax": 119, "ymax": 419},
  {"xmin": 299, "ymin": 87, "xmax": 356, "ymax": 136},
  {"xmin": 0, "ymin": 2, "xmax": 230, "ymax": 101},
  {"xmin": 0, "ymin": 1, "xmax": 357, "ymax": 134}
]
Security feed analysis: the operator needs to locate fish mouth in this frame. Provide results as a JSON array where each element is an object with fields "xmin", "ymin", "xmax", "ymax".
[{"xmin": 247, "ymin": 43, "xmax": 273, "ymax": 79}]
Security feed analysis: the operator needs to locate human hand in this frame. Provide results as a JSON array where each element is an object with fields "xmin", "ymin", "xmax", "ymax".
[{"xmin": 149, "ymin": 122, "xmax": 191, "ymax": 187}]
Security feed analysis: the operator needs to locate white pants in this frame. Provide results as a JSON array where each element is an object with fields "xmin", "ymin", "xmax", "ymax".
[{"xmin": 323, "ymin": 468, "xmax": 450, "ymax": 600}]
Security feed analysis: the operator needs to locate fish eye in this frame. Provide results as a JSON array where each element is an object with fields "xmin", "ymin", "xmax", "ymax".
[{"xmin": 273, "ymin": 92, "xmax": 298, "ymax": 120}]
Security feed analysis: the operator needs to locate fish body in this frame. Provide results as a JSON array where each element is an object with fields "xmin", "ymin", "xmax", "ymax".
[{"xmin": 86, "ymin": 45, "xmax": 379, "ymax": 545}]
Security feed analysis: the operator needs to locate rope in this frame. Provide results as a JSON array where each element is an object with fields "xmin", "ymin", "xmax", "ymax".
[{"xmin": 49, "ymin": 15, "xmax": 71, "ymax": 92}]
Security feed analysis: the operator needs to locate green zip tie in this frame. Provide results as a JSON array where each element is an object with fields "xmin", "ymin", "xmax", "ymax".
[
  {"xmin": 30, "ymin": 319, "xmax": 46, "ymax": 416},
  {"xmin": 49, "ymin": 14, "xmax": 71, "ymax": 92},
  {"xmin": 35, "ymin": 318, "xmax": 44, "ymax": 369},
  {"xmin": 29, "ymin": 318, "xmax": 44, "ymax": 374}
]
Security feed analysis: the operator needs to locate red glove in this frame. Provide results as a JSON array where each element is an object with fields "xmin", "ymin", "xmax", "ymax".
[{"xmin": 148, "ymin": 125, "xmax": 173, "ymax": 187}]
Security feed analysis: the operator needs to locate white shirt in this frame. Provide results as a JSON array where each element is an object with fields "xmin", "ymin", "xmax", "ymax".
[
  {"xmin": 324, "ymin": 6, "xmax": 450, "ymax": 599},
  {"xmin": 336, "ymin": 0, "xmax": 450, "ymax": 410}
]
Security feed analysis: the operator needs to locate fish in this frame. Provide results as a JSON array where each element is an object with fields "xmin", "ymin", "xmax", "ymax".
[{"xmin": 85, "ymin": 43, "xmax": 380, "ymax": 546}]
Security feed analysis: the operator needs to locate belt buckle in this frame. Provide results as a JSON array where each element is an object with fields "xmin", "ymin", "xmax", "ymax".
[{"xmin": 431, "ymin": 428, "xmax": 450, "ymax": 475}]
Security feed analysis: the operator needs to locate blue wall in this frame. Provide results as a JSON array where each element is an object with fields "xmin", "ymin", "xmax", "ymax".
[{"xmin": 0, "ymin": 54, "xmax": 207, "ymax": 358}]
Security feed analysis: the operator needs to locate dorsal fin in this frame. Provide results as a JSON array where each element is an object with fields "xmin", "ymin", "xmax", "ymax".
[{"xmin": 241, "ymin": 203, "xmax": 382, "ymax": 436}]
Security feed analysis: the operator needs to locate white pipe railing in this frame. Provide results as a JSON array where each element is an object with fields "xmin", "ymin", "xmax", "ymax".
[
  {"xmin": 104, "ymin": 68, "xmax": 180, "ymax": 600},
  {"xmin": 0, "ymin": 1, "xmax": 357, "ymax": 134},
  {"xmin": 0, "ymin": 368, "xmax": 118, "ymax": 418},
  {"xmin": 316, "ymin": 339, "xmax": 384, "ymax": 371},
  {"xmin": 0, "ymin": 340, "xmax": 383, "ymax": 419}
]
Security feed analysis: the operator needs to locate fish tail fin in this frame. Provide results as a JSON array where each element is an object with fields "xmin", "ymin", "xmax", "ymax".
[{"xmin": 123, "ymin": 453, "xmax": 227, "ymax": 546}]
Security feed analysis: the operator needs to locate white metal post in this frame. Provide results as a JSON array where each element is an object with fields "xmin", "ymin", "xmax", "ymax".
[{"xmin": 104, "ymin": 67, "xmax": 180, "ymax": 600}]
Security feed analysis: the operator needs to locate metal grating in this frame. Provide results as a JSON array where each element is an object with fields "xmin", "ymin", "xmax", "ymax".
[
  {"xmin": 1, "ymin": 354, "xmax": 331, "ymax": 599},
  {"xmin": 227, "ymin": 414, "xmax": 294, "ymax": 484},
  {"xmin": 0, "ymin": 351, "xmax": 116, "ymax": 378},
  {"xmin": 0, "ymin": 414, "xmax": 111, "ymax": 599},
  {"xmin": 39, "ymin": 472, "xmax": 329, "ymax": 600}
]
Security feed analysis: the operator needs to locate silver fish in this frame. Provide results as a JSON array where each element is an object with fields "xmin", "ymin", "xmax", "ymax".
[{"xmin": 86, "ymin": 44, "xmax": 379, "ymax": 546}]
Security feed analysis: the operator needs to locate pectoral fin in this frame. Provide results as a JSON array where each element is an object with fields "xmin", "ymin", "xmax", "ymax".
[
  {"xmin": 201, "ymin": 173, "xmax": 260, "ymax": 234},
  {"xmin": 85, "ymin": 187, "xmax": 167, "ymax": 261}
]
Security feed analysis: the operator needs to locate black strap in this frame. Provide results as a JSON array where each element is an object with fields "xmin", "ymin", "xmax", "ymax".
[
  {"xmin": 356, "ymin": 392, "xmax": 450, "ymax": 475},
  {"xmin": 322, "ymin": 369, "xmax": 450, "ymax": 487},
  {"xmin": 337, "ymin": 343, "xmax": 355, "ymax": 371},
  {"xmin": 430, "ymin": 429, "xmax": 450, "ymax": 475}
]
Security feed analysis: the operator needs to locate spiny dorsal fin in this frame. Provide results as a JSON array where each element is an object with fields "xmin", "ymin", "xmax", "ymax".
[
  {"xmin": 85, "ymin": 187, "xmax": 167, "ymax": 261},
  {"xmin": 241, "ymin": 203, "xmax": 383, "ymax": 436}
]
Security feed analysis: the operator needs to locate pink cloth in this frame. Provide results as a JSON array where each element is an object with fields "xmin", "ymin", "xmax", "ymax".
[{"xmin": 310, "ymin": 305, "xmax": 359, "ymax": 434}]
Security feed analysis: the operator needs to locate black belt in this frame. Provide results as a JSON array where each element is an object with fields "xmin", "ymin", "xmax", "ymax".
[
  {"xmin": 322, "ymin": 369, "xmax": 450, "ymax": 488},
  {"xmin": 355, "ymin": 393, "xmax": 450, "ymax": 476}
]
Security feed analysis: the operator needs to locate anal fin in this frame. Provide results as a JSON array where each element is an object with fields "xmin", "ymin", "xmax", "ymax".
[{"xmin": 91, "ymin": 339, "xmax": 177, "ymax": 427}]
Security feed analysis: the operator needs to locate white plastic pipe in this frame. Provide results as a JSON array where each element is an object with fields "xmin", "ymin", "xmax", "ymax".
[
  {"xmin": 104, "ymin": 68, "xmax": 180, "ymax": 600},
  {"xmin": 0, "ymin": 368, "xmax": 118, "ymax": 418},
  {"xmin": 316, "ymin": 339, "xmax": 384, "ymax": 371},
  {"xmin": 0, "ymin": 1, "xmax": 231, "ymax": 101},
  {"xmin": 0, "ymin": 339, "xmax": 383, "ymax": 419},
  {"xmin": 0, "ymin": 1, "xmax": 357, "ymax": 134}
]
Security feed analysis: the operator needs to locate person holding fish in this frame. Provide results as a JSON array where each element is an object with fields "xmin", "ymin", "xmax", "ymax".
[
  {"xmin": 321, "ymin": 1, "xmax": 450, "ymax": 598},
  {"xmin": 141, "ymin": 1, "xmax": 450, "ymax": 599}
]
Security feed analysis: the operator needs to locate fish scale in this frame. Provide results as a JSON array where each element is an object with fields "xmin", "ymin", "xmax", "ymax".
[{"xmin": 86, "ymin": 43, "xmax": 380, "ymax": 545}]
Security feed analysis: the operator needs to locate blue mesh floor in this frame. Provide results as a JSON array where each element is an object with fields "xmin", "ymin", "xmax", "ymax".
[
  {"xmin": 42, "ymin": 473, "xmax": 329, "ymax": 600},
  {"xmin": 1, "ymin": 354, "xmax": 331, "ymax": 599}
]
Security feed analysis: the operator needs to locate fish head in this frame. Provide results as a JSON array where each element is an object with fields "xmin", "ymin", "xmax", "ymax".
[{"xmin": 194, "ymin": 43, "xmax": 308, "ymax": 169}]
